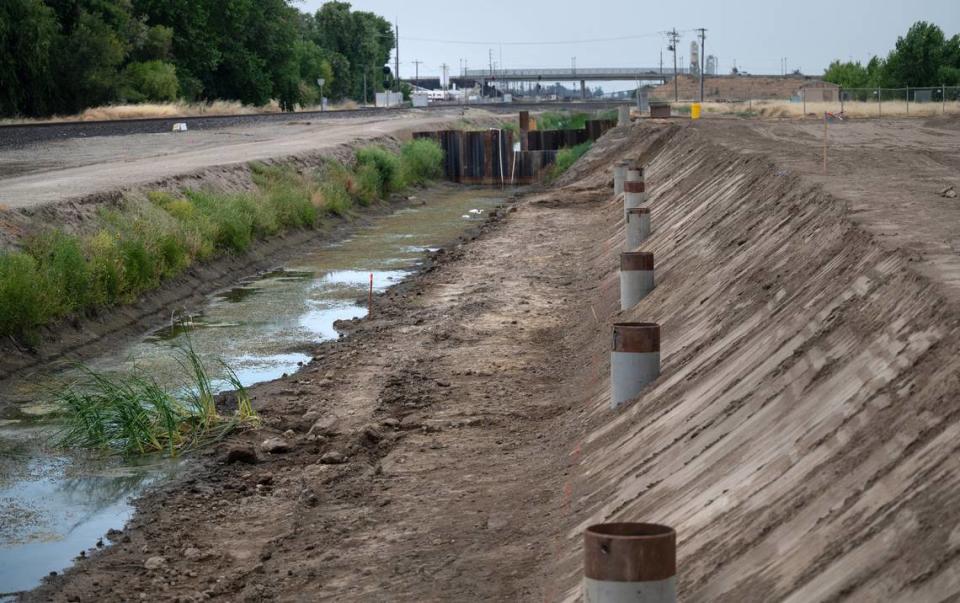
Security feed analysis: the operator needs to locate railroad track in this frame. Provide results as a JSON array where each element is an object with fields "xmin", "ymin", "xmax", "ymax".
[{"xmin": 0, "ymin": 100, "xmax": 626, "ymax": 149}]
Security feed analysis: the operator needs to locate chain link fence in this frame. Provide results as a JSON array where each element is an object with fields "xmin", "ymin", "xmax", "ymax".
[{"xmin": 649, "ymin": 86, "xmax": 960, "ymax": 118}]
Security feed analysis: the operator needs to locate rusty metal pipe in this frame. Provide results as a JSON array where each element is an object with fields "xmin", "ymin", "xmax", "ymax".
[
  {"xmin": 611, "ymin": 322, "xmax": 660, "ymax": 409},
  {"xmin": 625, "ymin": 207, "xmax": 651, "ymax": 250},
  {"xmin": 584, "ymin": 522, "xmax": 677, "ymax": 602},
  {"xmin": 613, "ymin": 161, "xmax": 630, "ymax": 195},
  {"xmin": 620, "ymin": 252, "xmax": 655, "ymax": 310},
  {"xmin": 623, "ymin": 180, "xmax": 646, "ymax": 219}
]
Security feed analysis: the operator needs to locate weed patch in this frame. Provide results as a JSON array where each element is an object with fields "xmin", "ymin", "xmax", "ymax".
[
  {"xmin": 547, "ymin": 140, "xmax": 593, "ymax": 181},
  {"xmin": 54, "ymin": 340, "xmax": 259, "ymax": 457}
]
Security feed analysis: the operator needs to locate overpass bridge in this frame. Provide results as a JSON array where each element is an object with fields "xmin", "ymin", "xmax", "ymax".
[{"xmin": 462, "ymin": 67, "xmax": 690, "ymax": 83}]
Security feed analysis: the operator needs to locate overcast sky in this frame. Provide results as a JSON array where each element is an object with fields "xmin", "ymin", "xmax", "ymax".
[{"xmin": 300, "ymin": 0, "xmax": 958, "ymax": 85}]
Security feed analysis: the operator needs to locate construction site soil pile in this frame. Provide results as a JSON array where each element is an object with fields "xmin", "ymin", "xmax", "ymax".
[{"xmin": 24, "ymin": 115, "xmax": 960, "ymax": 601}]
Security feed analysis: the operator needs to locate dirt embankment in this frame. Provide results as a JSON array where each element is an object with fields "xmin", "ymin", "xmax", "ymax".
[
  {"xmin": 652, "ymin": 74, "xmax": 822, "ymax": 101},
  {"xmin": 25, "ymin": 115, "xmax": 960, "ymax": 601}
]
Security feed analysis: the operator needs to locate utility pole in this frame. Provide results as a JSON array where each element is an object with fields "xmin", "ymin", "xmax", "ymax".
[
  {"xmin": 394, "ymin": 22, "xmax": 400, "ymax": 94},
  {"xmin": 667, "ymin": 28, "xmax": 680, "ymax": 102},
  {"xmin": 412, "ymin": 59, "xmax": 423, "ymax": 90},
  {"xmin": 696, "ymin": 28, "xmax": 707, "ymax": 103},
  {"xmin": 440, "ymin": 63, "xmax": 449, "ymax": 91}
]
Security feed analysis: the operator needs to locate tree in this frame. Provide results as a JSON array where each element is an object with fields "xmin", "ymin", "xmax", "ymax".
[
  {"xmin": 884, "ymin": 21, "xmax": 946, "ymax": 87},
  {"xmin": 121, "ymin": 60, "xmax": 179, "ymax": 102},
  {"xmin": 309, "ymin": 2, "xmax": 393, "ymax": 101},
  {"xmin": 0, "ymin": 0, "xmax": 57, "ymax": 116},
  {"xmin": 53, "ymin": 10, "xmax": 128, "ymax": 112}
]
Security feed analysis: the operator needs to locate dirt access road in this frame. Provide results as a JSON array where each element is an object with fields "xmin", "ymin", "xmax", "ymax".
[
  {"xmin": 24, "ymin": 114, "xmax": 960, "ymax": 602},
  {"xmin": 0, "ymin": 107, "xmax": 484, "ymax": 209}
]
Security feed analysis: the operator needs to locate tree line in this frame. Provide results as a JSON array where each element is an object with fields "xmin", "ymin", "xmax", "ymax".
[
  {"xmin": 0, "ymin": 0, "xmax": 397, "ymax": 117},
  {"xmin": 824, "ymin": 21, "xmax": 960, "ymax": 89}
]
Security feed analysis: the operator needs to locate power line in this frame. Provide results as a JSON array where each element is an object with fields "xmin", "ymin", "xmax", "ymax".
[{"xmin": 400, "ymin": 30, "xmax": 691, "ymax": 46}]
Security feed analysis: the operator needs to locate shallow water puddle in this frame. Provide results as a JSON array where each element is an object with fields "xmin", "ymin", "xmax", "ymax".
[{"xmin": 0, "ymin": 186, "xmax": 506, "ymax": 595}]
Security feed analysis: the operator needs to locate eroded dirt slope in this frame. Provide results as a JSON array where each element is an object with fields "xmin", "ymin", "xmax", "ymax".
[{"xmin": 548, "ymin": 122, "xmax": 960, "ymax": 601}]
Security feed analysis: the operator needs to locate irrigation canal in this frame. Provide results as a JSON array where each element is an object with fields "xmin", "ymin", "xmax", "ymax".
[{"xmin": 0, "ymin": 186, "xmax": 506, "ymax": 596}]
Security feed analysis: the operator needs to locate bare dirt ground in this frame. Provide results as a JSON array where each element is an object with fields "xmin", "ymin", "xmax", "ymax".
[
  {"xmin": 703, "ymin": 117, "xmax": 960, "ymax": 300},
  {"xmin": 20, "ymin": 114, "xmax": 960, "ymax": 602},
  {"xmin": 0, "ymin": 108, "xmax": 485, "ymax": 209}
]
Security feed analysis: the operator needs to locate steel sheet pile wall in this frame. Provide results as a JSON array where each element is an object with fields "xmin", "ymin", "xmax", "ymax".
[
  {"xmin": 415, "ymin": 117, "xmax": 614, "ymax": 185},
  {"xmin": 413, "ymin": 129, "xmax": 514, "ymax": 185},
  {"xmin": 513, "ymin": 150, "xmax": 559, "ymax": 184}
]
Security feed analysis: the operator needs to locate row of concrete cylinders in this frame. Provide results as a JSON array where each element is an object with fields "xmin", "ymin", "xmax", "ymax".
[{"xmin": 585, "ymin": 159, "xmax": 676, "ymax": 602}]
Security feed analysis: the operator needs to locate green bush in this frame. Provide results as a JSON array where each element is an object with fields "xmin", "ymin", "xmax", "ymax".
[
  {"xmin": 538, "ymin": 111, "xmax": 590, "ymax": 131},
  {"xmin": 86, "ymin": 230, "xmax": 124, "ymax": 306},
  {"xmin": 353, "ymin": 163, "xmax": 381, "ymax": 206},
  {"xmin": 26, "ymin": 231, "xmax": 92, "ymax": 314},
  {"xmin": 185, "ymin": 191, "xmax": 256, "ymax": 253},
  {"xmin": 549, "ymin": 141, "xmax": 593, "ymax": 180},
  {"xmin": 120, "ymin": 60, "xmax": 180, "ymax": 103},
  {"xmin": 356, "ymin": 146, "xmax": 403, "ymax": 197},
  {"xmin": 399, "ymin": 139, "xmax": 444, "ymax": 186},
  {"xmin": 319, "ymin": 180, "xmax": 352, "ymax": 216},
  {"xmin": 0, "ymin": 252, "xmax": 47, "ymax": 338}
]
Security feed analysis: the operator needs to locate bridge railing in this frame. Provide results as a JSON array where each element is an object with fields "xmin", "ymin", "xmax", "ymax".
[{"xmin": 463, "ymin": 68, "xmax": 689, "ymax": 79}]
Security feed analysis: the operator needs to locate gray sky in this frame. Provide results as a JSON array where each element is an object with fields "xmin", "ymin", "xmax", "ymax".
[{"xmin": 300, "ymin": 0, "xmax": 959, "ymax": 85}]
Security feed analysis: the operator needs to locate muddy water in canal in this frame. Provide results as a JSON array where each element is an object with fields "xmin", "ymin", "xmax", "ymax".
[{"xmin": 0, "ymin": 186, "xmax": 506, "ymax": 596}]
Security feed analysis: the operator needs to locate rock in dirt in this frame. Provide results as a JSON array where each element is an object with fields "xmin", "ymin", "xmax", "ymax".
[
  {"xmin": 360, "ymin": 425, "xmax": 384, "ymax": 444},
  {"xmin": 262, "ymin": 437, "xmax": 292, "ymax": 454},
  {"xmin": 308, "ymin": 413, "xmax": 341, "ymax": 437},
  {"xmin": 320, "ymin": 450, "xmax": 347, "ymax": 465},
  {"xmin": 144, "ymin": 556, "xmax": 167, "ymax": 570},
  {"xmin": 381, "ymin": 418, "xmax": 400, "ymax": 429},
  {"xmin": 183, "ymin": 547, "xmax": 202, "ymax": 560},
  {"xmin": 223, "ymin": 443, "xmax": 258, "ymax": 465},
  {"xmin": 941, "ymin": 186, "xmax": 957, "ymax": 199}
]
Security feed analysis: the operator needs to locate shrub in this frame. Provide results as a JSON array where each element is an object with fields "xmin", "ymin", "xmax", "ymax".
[
  {"xmin": 353, "ymin": 163, "xmax": 381, "ymax": 206},
  {"xmin": 0, "ymin": 252, "xmax": 47, "ymax": 338},
  {"xmin": 356, "ymin": 146, "xmax": 403, "ymax": 197},
  {"xmin": 86, "ymin": 230, "xmax": 124, "ymax": 307},
  {"xmin": 318, "ymin": 180, "xmax": 352, "ymax": 216},
  {"xmin": 549, "ymin": 141, "xmax": 593, "ymax": 180},
  {"xmin": 185, "ymin": 190, "xmax": 256, "ymax": 253},
  {"xmin": 120, "ymin": 60, "xmax": 180, "ymax": 103},
  {"xmin": 399, "ymin": 139, "xmax": 444, "ymax": 186},
  {"xmin": 26, "ymin": 231, "xmax": 92, "ymax": 314},
  {"xmin": 538, "ymin": 111, "xmax": 590, "ymax": 131}
]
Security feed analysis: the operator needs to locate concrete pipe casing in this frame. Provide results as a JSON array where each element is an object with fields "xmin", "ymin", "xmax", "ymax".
[
  {"xmin": 620, "ymin": 252, "xmax": 655, "ymax": 310},
  {"xmin": 623, "ymin": 180, "xmax": 646, "ymax": 220},
  {"xmin": 626, "ymin": 166, "xmax": 643, "ymax": 183},
  {"xmin": 610, "ymin": 322, "xmax": 660, "ymax": 409},
  {"xmin": 583, "ymin": 523, "xmax": 677, "ymax": 603},
  {"xmin": 613, "ymin": 161, "xmax": 630, "ymax": 196},
  {"xmin": 617, "ymin": 105, "xmax": 630, "ymax": 127},
  {"xmin": 625, "ymin": 207, "xmax": 651, "ymax": 250}
]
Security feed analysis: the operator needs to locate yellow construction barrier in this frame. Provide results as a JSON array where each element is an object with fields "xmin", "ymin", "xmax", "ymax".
[{"xmin": 691, "ymin": 102, "xmax": 702, "ymax": 120}]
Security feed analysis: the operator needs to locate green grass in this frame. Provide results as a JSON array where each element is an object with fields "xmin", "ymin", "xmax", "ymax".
[
  {"xmin": 547, "ymin": 140, "xmax": 593, "ymax": 181},
  {"xmin": 537, "ymin": 111, "xmax": 590, "ymax": 131},
  {"xmin": 400, "ymin": 139, "xmax": 444, "ymax": 186},
  {"xmin": 0, "ymin": 140, "xmax": 445, "ymax": 341},
  {"xmin": 54, "ymin": 340, "xmax": 259, "ymax": 457},
  {"xmin": 356, "ymin": 145, "xmax": 404, "ymax": 197}
]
